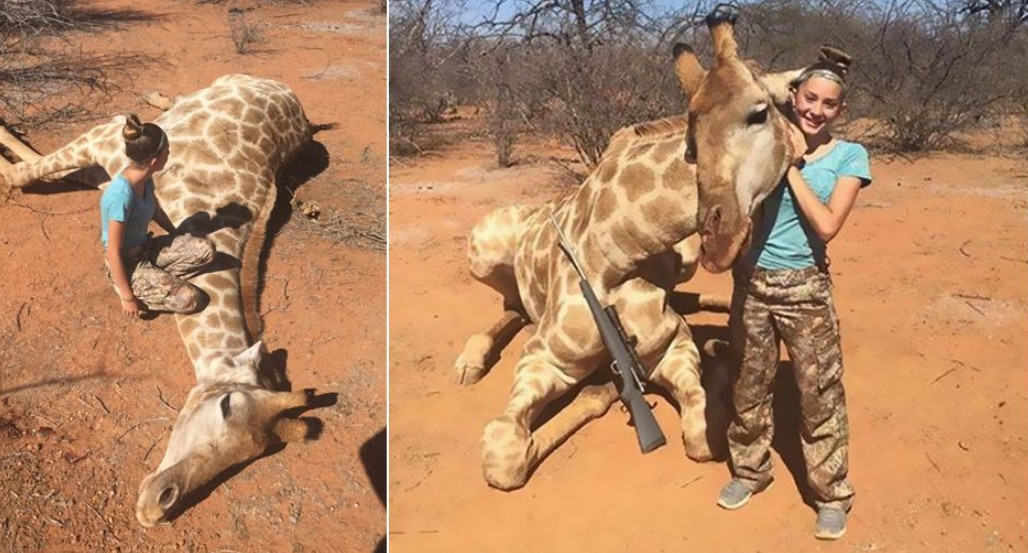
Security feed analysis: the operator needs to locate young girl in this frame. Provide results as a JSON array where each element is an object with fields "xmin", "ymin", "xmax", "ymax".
[
  {"xmin": 102, "ymin": 115, "xmax": 216, "ymax": 317},
  {"xmin": 715, "ymin": 51, "xmax": 872, "ymax": 540}
]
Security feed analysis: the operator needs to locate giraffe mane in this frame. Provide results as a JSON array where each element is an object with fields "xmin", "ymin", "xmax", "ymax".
[
  {"xmin": 239, "ymin": 185, "xmax": 275, "ymax": 342},
  {"xmin": 628, "ymin": 115, "xmax": 689, "ymax": 139}
]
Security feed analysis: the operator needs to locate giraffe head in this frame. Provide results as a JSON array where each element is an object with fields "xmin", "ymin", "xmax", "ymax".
[
  {"xmin": 135, "ymin": 341, "xmax": 311, "ymax": 527},
  {"xmin": 674, "ymin": 5, "xmax": 806, "ymax": 273}
]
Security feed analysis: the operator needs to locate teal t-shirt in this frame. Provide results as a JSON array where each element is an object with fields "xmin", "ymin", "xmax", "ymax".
[
  {"xmin": 749, "ymin": 141, "xmax": 872, "ymax": 270},
  {"xmin": 100, "ymin": 174, "xmax": 156, "ymax": 251}
]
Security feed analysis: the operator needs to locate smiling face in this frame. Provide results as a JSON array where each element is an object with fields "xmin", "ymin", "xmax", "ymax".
[
  {"xmin": 135, "ymin": 343, "xmax": 311, "ymax": 527},
  {"xmin": 791, "ymin": 76, "xmax": 845, "ymax": 137}
]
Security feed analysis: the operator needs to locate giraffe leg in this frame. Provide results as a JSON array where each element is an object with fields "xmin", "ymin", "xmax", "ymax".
[
  {"xmin": 457, "ymin": 206, "xmax": 532, "ymax": 385},
  {"xmin": 456, "ymin": 307, "xmax": 528, "ymax": 385},
  {"xmin": 481, "ymin": 350, "xmax": 585, "ymax": 490},
  {"xmin": 527, "ymin": 379, "xmax": 618, "ymax": 463},
  {"xmin": 649, "ymin": 321, "xmax": 722, "ymax": 462},
  {"xmin": 0, "ymin": 121, "xmax": 117, "ymax": 188},
  {"xmin": 0, "ymin": 127, "xmax": 42, "ymax": 164}
]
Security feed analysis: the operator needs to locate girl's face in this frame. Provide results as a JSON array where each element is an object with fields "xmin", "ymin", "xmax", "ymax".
[{"xmin": 790, "ymin": 76, "xmax": 845, "ymax": 137}]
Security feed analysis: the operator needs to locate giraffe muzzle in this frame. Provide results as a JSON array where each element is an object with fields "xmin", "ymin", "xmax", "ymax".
[{"xmin": 698, "ymin": 205, "xmax": 752, "ymax": 273}]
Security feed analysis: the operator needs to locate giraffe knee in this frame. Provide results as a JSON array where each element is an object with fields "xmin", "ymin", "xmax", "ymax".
[
  {"xmin": 481, "ymin": 415, "xmax": 534, "ymax": 490},
  {"xmin": 194, "ymin": 237, "xmax": 216, "ymax": 267},
  {"xmin": 166, "ymin": 285, "xmax": 209, "ymax": 314},
  {"xmin": 178, "ymin": 235, "xmax": 216, "ymax": 268}
]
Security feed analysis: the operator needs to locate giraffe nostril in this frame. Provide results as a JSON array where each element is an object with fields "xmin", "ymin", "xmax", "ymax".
[
  {"xmin": 707, "ymin": 205, "xmax": 722, "ymax": 230},
  {"xmin": 158, "ymin": 485, "xmax": 179, "ymax": 510}
]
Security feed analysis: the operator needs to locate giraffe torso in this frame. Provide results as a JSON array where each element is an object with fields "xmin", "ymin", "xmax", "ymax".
[
  {"xmin": 502, "ymin": 116, "xmax": 701, "ymax": 373},
  {"xmin": 83, "ymin": 75, "xmax": 311, "ymax": 379}
]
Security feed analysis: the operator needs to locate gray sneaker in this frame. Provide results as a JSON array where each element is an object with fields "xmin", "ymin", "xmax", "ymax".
[
  {"xmin": 716, "ymin": 478, "xmax": 772, "ymax": 510},
  {"xmin": 814, "ymin": 507, "xmax": 847, "ymax": 540}
]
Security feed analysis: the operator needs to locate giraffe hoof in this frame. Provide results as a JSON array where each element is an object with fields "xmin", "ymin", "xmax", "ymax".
[
  {"xmin": 455, "ymin": 333, "xmax": 493, "ymax": 386},
  {"xmin": 455, "ymin": 356, "xmax": 487, "ymax": 386},
  {"xmin": 481, "ymin": 415, "xmax": 534, "ymax": 490}
]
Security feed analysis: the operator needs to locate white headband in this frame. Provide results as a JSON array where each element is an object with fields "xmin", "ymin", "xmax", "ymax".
[{"xmin": 796, "ymin": 68, "xmax": 845, "ymax": 88}]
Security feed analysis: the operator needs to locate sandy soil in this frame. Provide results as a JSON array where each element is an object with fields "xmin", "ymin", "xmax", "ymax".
[
  {"xmin": 0, "ymin": 1, "xmax": 386, "ymax": 552},
  {"xmin": 388, "ymin": 122, "xmax": 1028, "ymax": 551}
]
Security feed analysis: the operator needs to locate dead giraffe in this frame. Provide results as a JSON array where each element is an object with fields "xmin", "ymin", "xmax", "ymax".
[
  {"xmin": 0, "ymin": 74, "xmax": 319, "ymax": 526},
  {"xmin": 456, "ymin": 6, "xmax": 806, "ymax": 490}
]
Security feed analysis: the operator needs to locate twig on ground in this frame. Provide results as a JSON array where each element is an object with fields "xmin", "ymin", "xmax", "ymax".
[
  {"xmin": 15, "ymin": 302, "xmax": 26, "ymax": 331},
  {"xmin": 931, "ymin": 367, "xmax": 958, "ymax": 385},
  {"xmin": 925, "ymin": 451, "xmax": 942, "ymax": 473},
  {"xmin": 679, "ymin": 474, "xmax": 704, "ymax": 489},
  {"xmin": 310, "ymin": 334, "xmax": 338, "ymax": 347},
  {"xmin": 155, "ymin": 386, "xmax": 177, "ymax": 413},
  {"xmin": 93, "ymin": 394, "xmax": 111, "ymax": 415},
  {"xmin": 29, "ymin": 413, "xmax": 56, "ymax": 426},
  {"xmin": 958, "ymin": 240, "xmax": 972, "ymax": 257},
  {"xmin": 953, "ymin": 293, "xmax": 990, "ymax": 301},
  {"xmin": 963, "ymin": 300, "xmax": 986, "ymax": 316},
  {"xmin": 7, "ymin": 202, "xmax": 91, "ymax": 216},
  {"xmin": 143, "ymin": 435, "xmax": 163, "ymax": 462},
  {"xmin": 76, "ymin": 396, "xmax": 94, "ymax": 411},
  {"xmin": 113, "ymin": 416, "xmax": 169, "ymax": 443},
  {"xmin": 86, "ymin": 502, "xmax": 120, "ymax": 543}
]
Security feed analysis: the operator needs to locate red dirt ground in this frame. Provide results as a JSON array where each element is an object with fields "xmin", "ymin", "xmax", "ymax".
[
  {"xmin": 389, "ymin": 124, "xmax": 1028, "ymax": 551},
  {"xmin": 0, "ymin": 1, "xmax": 386, "ymax": 552}
]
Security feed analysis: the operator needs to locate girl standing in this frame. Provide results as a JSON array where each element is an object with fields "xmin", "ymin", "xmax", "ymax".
[{"xmin": 716, "ymin": 50, "xmax": 872, "ymax": 541}]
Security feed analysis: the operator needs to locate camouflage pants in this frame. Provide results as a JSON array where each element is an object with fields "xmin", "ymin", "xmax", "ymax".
[
  {"xmin": 108, "ymin": 234, "xmax": 216, "ymax": 314},
  {"xmin": 727, "ymin": 265, "xmax": 854, "ymax": 511}
]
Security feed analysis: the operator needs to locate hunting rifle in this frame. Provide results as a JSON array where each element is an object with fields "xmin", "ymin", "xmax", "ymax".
[{"xmin": 548, "ymin": 214, "xmax": 666, "ymax": 453}]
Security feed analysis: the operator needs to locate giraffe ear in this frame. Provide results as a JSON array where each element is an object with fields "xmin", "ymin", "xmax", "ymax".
[
  {"xmin": 759, "ymin": 68, "xmax": 805, "ymax": 105},
  {"xmin": 234, "ymin": 340, "xmax": 264, "ymax": 368},
  {"xmin": 272, "ymin": 418, "xmax": 309, "ymax": 443},
  {"xmin": 673, "ymin": 43, "xmax": 707, "ymax": 100}
]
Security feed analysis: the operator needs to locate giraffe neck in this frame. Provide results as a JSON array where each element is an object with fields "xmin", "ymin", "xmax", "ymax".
[
  {"xmin": 575, "ymin": 129, "xmax": 699, "ymax": 284},
  {"xmin": 174, "ymin": 270, "xmax": 255, "ymax": 385}
]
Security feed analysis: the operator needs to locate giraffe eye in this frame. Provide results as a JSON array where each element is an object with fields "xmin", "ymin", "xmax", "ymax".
[
  {"xmin": 220, "ymin": 394, "xmax": 232, "ymax": 418},
  {"xmin": 747, "ymin": 104, "xmax": 769, "ymax": 126}
]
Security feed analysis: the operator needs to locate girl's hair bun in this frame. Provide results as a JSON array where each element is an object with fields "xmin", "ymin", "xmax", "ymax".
[
  {"xmin": 818, "ymin": 46, "xmax": 853, "ymax": 77},
  {"xmin": 122, "ymin": 114, "xmax": 143, "ymax": 140}
]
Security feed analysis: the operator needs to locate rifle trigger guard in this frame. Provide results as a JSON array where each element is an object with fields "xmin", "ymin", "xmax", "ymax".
[{"xmin": 610, "ymin": 360, "xmax": 622, "ymax": 376}]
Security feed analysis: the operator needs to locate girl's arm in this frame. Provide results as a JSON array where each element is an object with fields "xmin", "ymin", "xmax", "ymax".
[
  {"xmin": 106, "ymin": 220, "xmax": 143, "ymax": 316},
  {"xmin": 152, "ymin": 200, "xmax": 177, "ymax": 235},
  {"xmin": 785, "ymin": 166, "xmax": 862, "ymax": 243}
]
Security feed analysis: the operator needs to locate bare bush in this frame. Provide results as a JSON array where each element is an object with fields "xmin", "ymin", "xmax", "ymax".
[
  {"xmin": 389, "ymin": 0, "xmax": 467, "ymax": 155},
  {"xmin": 456, "ymin": 1, "xmax": 688, "ymax": 166},
  {"xmin": 228, "ymin": 6, "xmax": 264, "ymax": 54},
  {"xmin": 392, "ymin": 0, "xmax": 1028, "ymax": 159},
  {"xmin": 0, "ymin": 1, "xmax": 157, "ymax": 128}
]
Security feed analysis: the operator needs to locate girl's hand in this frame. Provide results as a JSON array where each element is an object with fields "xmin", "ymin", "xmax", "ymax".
[
  {"xmin": 121, "ymin": 296, "xmax": 144, "ymax": 317},
  {"xmin": 787, "ymin": 123, "xmax": 807, "ymax": 166}
]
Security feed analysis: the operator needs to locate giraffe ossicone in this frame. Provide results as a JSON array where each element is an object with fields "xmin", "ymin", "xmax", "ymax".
[
  {"xmin": 459, "ymin": 6, "xmax": 805, "ymax": 490},
  {"xmin": 0, "ymin": 74, "xmax": 324, "ymax": 526}
]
